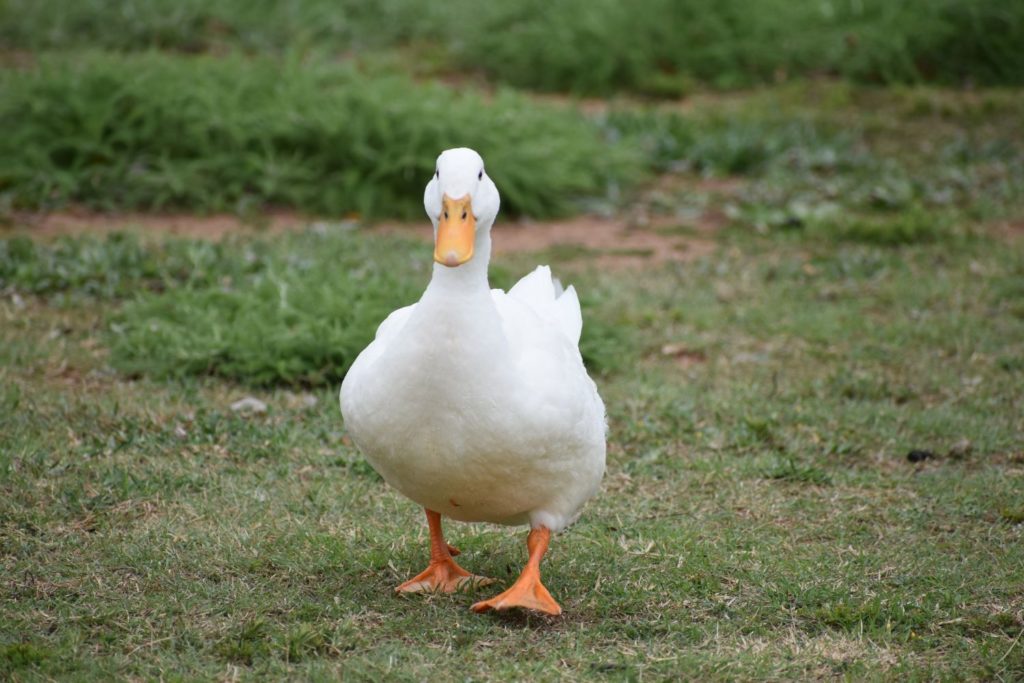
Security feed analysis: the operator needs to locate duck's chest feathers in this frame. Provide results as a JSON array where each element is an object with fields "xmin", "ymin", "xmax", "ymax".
[{"xmin": 357, "ymin": 293, "xmax": 521, "ymax": 457}]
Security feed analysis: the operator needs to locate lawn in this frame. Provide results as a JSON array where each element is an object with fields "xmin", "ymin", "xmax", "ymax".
[{"xmin": 2, "ymin": 2, "xmax": 1024, "ymax": 680}]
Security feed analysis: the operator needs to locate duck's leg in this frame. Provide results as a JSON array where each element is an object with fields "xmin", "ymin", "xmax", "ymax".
[
  {"xmin": 471, "ymin": 526, "xmax": 562, "ymax": 616},
  {"xmin": 395, "ymin": 509, "xmax": 492, "ymax": 594}
]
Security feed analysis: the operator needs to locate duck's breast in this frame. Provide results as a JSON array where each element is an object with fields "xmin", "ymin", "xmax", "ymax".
[{"xmin": 340, "ymin": 287, "xmax": 605, "ymax": 528}]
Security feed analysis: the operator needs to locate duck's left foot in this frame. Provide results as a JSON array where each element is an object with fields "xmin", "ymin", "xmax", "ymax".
[
  {"xmin": 471, "ymin": 526, "xmax": 562, "ymax": 616},
  {"xmin": 470, "ymin": 574, "xmax": 562, "ymax": 615}
]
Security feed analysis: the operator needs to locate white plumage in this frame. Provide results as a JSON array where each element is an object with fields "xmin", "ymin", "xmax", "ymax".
[{"xmin": 339, "ymin": 148, "xmax": 606, "ymax": 614}]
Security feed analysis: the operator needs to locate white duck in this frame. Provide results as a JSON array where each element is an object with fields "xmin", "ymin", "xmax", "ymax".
[{"xmin": 340, "ymin": 148, "xmax": 606, "ymax": 615}]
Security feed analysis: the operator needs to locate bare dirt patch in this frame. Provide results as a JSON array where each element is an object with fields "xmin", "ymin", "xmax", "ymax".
[
  {"xmin": 8, "ymin": 208, "xmax": 721, "ymax": 269},
  {"xmin": 6, "ymin": 209, "xmax": 314, "ymax": 241},
  {"xmin": 377, "ymin": 214, "xmax": 718, "ymax": 269},
  {"xmin": 499, "ymin": 215, "xmax": 717, "ymax": 265},
  {"xmin": 993, "ymin": 218, "xmax": 1024, "ymax": 241}
]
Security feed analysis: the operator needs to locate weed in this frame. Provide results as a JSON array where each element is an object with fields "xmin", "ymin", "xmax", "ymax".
[
  {"xmin": 763, "ymin": 456, "xmax": 833, "ymax": 486},
  {"xmin": 0, "ymin": 643, "xmax": 49, "ymax": 673},
  {"xmin": 1001, "ymin": 506, "xmax": 1024, "ymax": 525},
  {"xmin": 106, "ymin": 229, "xmax": 427, "ymax": 386},
  {"xmin": 215, "ymin": 620, "xmax": 271, "ymax": 665},
  {"xmin": 0, "ymin": 233, "xmax": 243, "ymax": 300},
  {"xmin": 813, "ymin": 207, "xmax": 957, "ymax": 246}
]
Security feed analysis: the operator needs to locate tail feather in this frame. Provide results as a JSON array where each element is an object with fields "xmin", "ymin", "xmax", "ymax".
[
  {"xmin": 508, "ymin": 265, "xmax": 555, "ymax": 303},
  {"xmin": 556, "ymin": 284, "xmax": 582, "ymax": 346},
  {"xmin": 507, "ymin": 265, "xmax": 583, "ymax": 347}
]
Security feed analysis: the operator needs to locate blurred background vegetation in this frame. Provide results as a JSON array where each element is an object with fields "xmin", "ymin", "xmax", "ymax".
[
  {"xmin": 1, "ymin": 0, "xmax": 1023, "ymax": 387},
  {"xmin": 1, "ymin": 0, "xmax": 1022, "ymax": 219}
]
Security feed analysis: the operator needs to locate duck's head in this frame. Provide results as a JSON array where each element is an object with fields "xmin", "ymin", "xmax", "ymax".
[{"xmin": 424, "ymin": 148, "xmax": 500, "ymax": 268}]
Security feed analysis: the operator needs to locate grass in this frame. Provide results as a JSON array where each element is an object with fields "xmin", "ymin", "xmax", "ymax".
[
  {"xmin": 0, "ymin": 52, "xmax": 638, "ymax": 219},
  {"xmin": 5, "ymin": 54, "xmax": 1022, "ymax": 224},
  {"xmin": 105, "ymin": 230, "xmax": 428, "ymax": 387},
  {"xmin": 0, "ymin": 229, "xmax": 633, "ymax": 385},
  {"xmin": 3, "ymin": 0, "xmax": 1023, "ymax": 92},
  {"xmin": 2, "ymin": 172, "xmax": 1023, "ymax": 679},
  {"xmin": 2, "ymin": 5, "xmax": 1024, "ymax": 677},
  {"xmin": 0, "ymin": 0, "xmax": 418, "ymax": 54},
  {"xmin": 0, "ymin": 232, "xmax": 250, "ymax": 299},
  {"xmin": 3, "ymin": 239, "xmax": 1023, "ymax": 678},
  {"xmin": 604, "ymin": 108, "xmax": 866, "ymax": 176}
]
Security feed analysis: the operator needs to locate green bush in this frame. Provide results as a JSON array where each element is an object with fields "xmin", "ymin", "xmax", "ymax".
[
  {"xmin": 430, "ymin": 0, "xmax": 1024, "ymax": 91},
  {"xmin": 0, "ymin": 52, "xmax": 639, "ymax": 218},
  {"xmin": 0, "ymin": 0, "xmax": 419, "ymax": 53},
  {"xmin": 3, "ymin": 0, "xmax": 1021, "ymax": 91}
]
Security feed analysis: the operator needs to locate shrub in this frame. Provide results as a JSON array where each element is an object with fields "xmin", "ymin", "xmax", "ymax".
[
  {"xmin": 0, "ymin": 52, "xmax": 639, "ymax": 219},
  {"xmin": 2, "ymin": 0, "xmax": 1021, "ymax": 92}
]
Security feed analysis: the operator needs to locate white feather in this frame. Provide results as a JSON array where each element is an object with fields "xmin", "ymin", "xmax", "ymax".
[{"xmin": 340, "ymin": 149, "xmax": 605, "ymax": 533}]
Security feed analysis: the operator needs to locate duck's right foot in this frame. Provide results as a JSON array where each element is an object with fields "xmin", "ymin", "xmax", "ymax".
[
  {"xmin": 396, "ymin": 557, "xmax": 493, "ymax": 593},
  {"xmin": 396, "ymin": 509, "xmax": 492, "ymax": 593}
]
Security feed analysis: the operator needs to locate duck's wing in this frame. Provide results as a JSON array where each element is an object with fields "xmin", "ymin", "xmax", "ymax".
[
  {"xmin": 492, "ymin": 266, "xmax": 607, "ymax": 447},
  {"xmin": 340, "ymin": 301, "xmax": 416, "ymax": 415},
  {"xmin": 349, "ymin": 303, "xmax": 417, "ymax": 370},
  {"xmin": 503, "ymin": 265, "xmax": 582, "ymax": 347}
]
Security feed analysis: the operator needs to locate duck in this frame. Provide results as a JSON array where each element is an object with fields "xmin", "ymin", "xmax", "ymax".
[{"xmin": 339, "ymin": 147, "xmax": 606, "ymax": 615}]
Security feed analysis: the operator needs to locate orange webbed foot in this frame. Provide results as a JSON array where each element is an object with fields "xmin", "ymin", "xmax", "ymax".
[
  {"xmin": 396, "ymin": 556, "xmax": 492, "ymax": 594},
  {"xmin": 396, "ymin": 509, "xmax": 491, "ymax": 594},
  {"xmin": 470, "ymin": 574, "xmax": 562, "ymax": 615},
  {"xmin": 471, "ymin": 526, "xmax": 562, "ymax": 616}
]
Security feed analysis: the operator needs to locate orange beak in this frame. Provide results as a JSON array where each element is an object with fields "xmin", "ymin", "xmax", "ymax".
[{"xmin": 434, "ymin": 194, "xmax": 476, "ymax": 267}]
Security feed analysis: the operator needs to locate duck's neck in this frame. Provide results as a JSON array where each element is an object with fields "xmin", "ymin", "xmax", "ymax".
[
  {"xmin": 425, "ymin": 227, "xmax": 492, "ymax": 298},
  {"xmin": 408, "ymin": 226, "xmax": 509, "ymax": 387}
]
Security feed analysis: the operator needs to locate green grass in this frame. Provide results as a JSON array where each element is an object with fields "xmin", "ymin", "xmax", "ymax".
[
  {"xmin": 5, "ymin": 52, "xmax": 1022, "ymax": 224},
  {"xmin": 448, "ymin": 0, "xmax": 1024, "ymax": 93},
  {"xmin": 0, "ymin": 232, "xmax": 250, "ymax": 299},
  {"xmin": 0, "ymin": 0, "xmax": 417, "ymax": 54},
  {"xmin": 3, "ymin": 89, "xmax": 1024, "ymax": 673},
  {"xmin": 2, "ymin": 21, "xmax": 1024, "ymax": 678},
  {"xmin": 0, "ymin": 52, "xmax": 639, "ymax": 219},
  {"xmin": 604, "ymin": 108, "xmax": 866, "ymax": 176},
  {"xmin": 105, "ymin": 230, "xmax": 429, "ymax": 386},
  {"xmin": 3, "ymin": 219, "xmax": 1022, "ymax": 679},
  {"xmin": 3, "ymin": 0, "xmax": 1023, "ymax": 92},
  {"xmin": 0, "ymin": 229, "xmax": 634, "ymax": 384}
]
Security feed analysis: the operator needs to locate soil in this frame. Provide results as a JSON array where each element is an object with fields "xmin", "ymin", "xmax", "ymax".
[
  {"xmin": 996, "ymin": 219, "xmax": 1024, "ymax": 241},
  {"xmin": 6, "ymin": 206, "xmax": 723, "ymax": 269},
  {"xmin": 8, "ymin": 208, "xmax": 313, "ymax": 241},
  {"xmin": 375, "ymin": 213, "xmax": 718, "ymax": 269}
]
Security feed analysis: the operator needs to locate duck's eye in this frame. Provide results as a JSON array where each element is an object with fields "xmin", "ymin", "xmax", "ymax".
[
  {"xmin": 461, "ymin": 211, "xmax": 467, "ymax": 220},
  {"xmin": 478, "ymin": 170, "xmax": 483, "ymax": 180},
  {"xmin": 443, "ymin": 211, "xmax": 448, "ymax": 219},
  {"xmin": 435, "ymin": 169, "xmax": 439, "ymax": 179}
]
